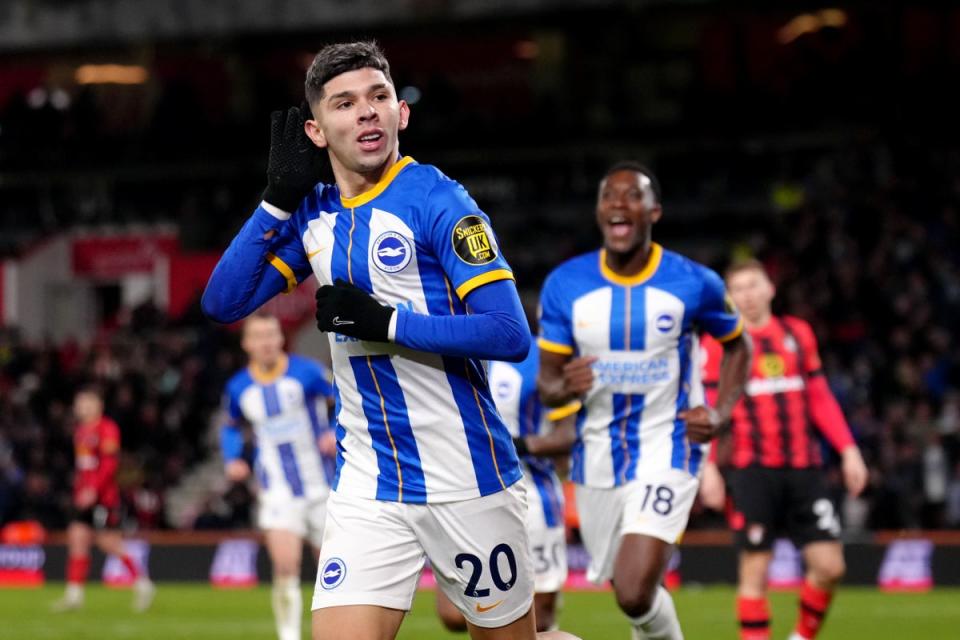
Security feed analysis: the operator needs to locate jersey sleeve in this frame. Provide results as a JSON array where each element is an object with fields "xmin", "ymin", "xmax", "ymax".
[
  {"xmin": 99, "ymin": 419, "xmax": 121, "ymax": 457},
  {"xmin": 305, "ymin": 360, "xmax": 334, "ymax": 398},
  {"xmin": 424, "ymin": 180, "xmax": 515, "ymax": 301},
  {"xmin": 696, "ymin": 267, "xmax": 743, "ymax": 342},
  {"xmin": 537, "ymin": 268, "xmax": 575, "ymax": 356},
  {"xmin": 266, "ymin": 212, "xmax": 314, "ymax": 293},
  {"xmin": 787, "ymin": 317, "xmax": 823, "ymax": 374}
]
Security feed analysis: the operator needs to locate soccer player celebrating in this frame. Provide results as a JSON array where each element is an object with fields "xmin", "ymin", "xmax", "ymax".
[
  {"xmin": 202, "ymin": 41, "xmax": 578, "ymax": 640},
  {"xmin": 537, "ymin": 163, "xmax": 752, "ymax": 640},
  {"xmin": 698, "ymin": 259, "xmax": 868, "ymax": 640},
  {"xmin": 436, "ymin": 340, "xmax": 578, "ymax": 633},
  {"xmin": 53, "ymin": 385, "xmax": 156, "ymax": 612},
  {"xmin": 220, "ymin": 312, "xmax": 335, "ymax": 640}
]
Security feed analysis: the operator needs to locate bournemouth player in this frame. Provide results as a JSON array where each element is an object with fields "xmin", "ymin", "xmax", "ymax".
[
  {"xmin": 538, "ymin": 163, "xmax": 752, "ymax": 639},
  {"xmin": 698, "ymin": 259, "xmax": 868, "ymax": 640},
  {"xmin": 436, "ymin": 341, "xmax": 578, "ymax": 633},
  {"xmin": 202, "ymin": 41, "xmax": 579, "ymax": 640},
  {"xmin": 221, "ymin": 312, "xmax": 335, "ymax": 640},
  {"xmin": 52, "ymin": 385, "xmax": 156, "ymax": 612}
]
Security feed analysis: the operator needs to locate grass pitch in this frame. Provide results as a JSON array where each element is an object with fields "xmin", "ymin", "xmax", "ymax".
[{"xmin": 2, "ymin": 584, "xmax": 958, "ymax": 639}]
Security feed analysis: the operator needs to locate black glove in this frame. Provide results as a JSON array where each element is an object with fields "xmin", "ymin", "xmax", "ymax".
[
  {"xmin": 512, "ymin": 436, "xmax": 530, "ymax": 457},
  {"xmin": 315, "ymin": 279, "xmax": 394, "ymax": 342},
  {"xmin": 262, "ymin": 104, "xmax": 326, "ymax": 213}
]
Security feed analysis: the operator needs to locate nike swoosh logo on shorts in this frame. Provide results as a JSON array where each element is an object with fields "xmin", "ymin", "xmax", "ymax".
[
  {"xmin": 332, "ymin": 317, "xmax": 355, "ymax": 326},
  {"xmin": 475, "ymin": 600, "xmax": 504, "ymax": 613}
]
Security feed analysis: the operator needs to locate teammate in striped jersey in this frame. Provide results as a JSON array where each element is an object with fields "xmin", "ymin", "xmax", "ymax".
[
  {"xmin": 698, "ymin": 259, "xmax": 867, "ymax": 640},
  {"xmin": 436, "ymin": 341, "xmax": 578, "ymax": 633},
  {"xmin": 538, "ymin": 163, "xmax": 752, "ymax": 639},
  {"xmin": 220, "ymin": 312, "xmax": 335, "ymax": 640},
  {"xmin": 203, "ymin": 41, "xmax": 579, "ymax": 640}
]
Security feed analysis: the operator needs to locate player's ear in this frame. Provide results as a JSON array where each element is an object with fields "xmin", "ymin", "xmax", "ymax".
[
  {"xmin": 649, "ymin": 204, "xmax": 663, "ymax": 223},
  {"xmin": 398, "ymin": 100, "xmax": 410, "ymax": 132},
  {"xmin": 305, "ymin": 115, "xmax": 327, "ymax": 148}
]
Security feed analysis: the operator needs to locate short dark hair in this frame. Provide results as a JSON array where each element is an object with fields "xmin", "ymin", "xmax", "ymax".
[
  {"xmin": 75, "ymin": 383, "xmax": 104, "ymax": 400},
  {"xmin": 305, "ymin": 41, "xmax": 393, "ymax": 106},
  {"xmin": 603, "ymin": 161, "xmax": 662, "ymax": 203}
]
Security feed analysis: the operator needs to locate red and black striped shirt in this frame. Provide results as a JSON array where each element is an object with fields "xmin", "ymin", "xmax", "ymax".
[{"xmin": 701, "ymin": 315, "xmax": 854, "ymax": 469}]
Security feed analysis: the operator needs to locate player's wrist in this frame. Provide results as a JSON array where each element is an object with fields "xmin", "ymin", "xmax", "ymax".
[{"xmin": 261, "ymin": 186, "xmax": 307, "ymax": 215}]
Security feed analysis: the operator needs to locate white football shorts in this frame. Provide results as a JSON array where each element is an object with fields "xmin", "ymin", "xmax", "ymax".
[
  {"xmin": 521, "ymin": 472, "xmax": 567, "ymax": 594},
  {"xmin": 576, "ymin": 468, "xmax": 699, "ymax": 583},
  {"xmin": 257, "ymin": 494, "xmax": 328, "ymax": 549},
  {"xmin": 312, "ymin": 482, "xmax": 534, "ymax": 629}
]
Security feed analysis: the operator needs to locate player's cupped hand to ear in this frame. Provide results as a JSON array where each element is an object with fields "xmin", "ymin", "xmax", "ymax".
[
  {"xmin": 315, "ymin": 279, "xmax": 394, "ymax": 343},
  {"xmin": 262, "ymin": 103, "xmax": 327, "ymax": 213}
]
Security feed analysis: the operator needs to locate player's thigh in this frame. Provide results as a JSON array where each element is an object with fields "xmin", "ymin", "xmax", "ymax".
[
  {"xmin": 465, "ymin": 605, "xmax": 536, "ymax": 640},
  {"xmin": 728, "ymin": 467, "xmax": 781, "ymax": 551},
  {"xmin": 574, "ymin": 484, "xmax": 627, "ymax": 583},
  {"xmin": 611, "ymin": 533, "xmax": 673, "ymax": 606},
  {"xmin": 435, "ymin": 588, "xmax": 469, "ymax": 632},
  {"xmin": 264, "ymin": 528, "xmax": 304, "ymax": 577},
  {"xmin": 419, "ymin": 483, "xmax": 534, "ymax": 630},
  {"xmin": 738, "ymin": 550, "xmax": 774, "ymax": 597},
  {"xmin": 66, "ymin": 521, "xmax": 93, "ymax": 555},
  {"xmin": 786, "ymin": 469, "xmax": 841, "ymax": 548},
  {"xmin": 801, "ymin": 540, "xmax": 845, "ymax": 586},
  {"xmin": 311, "ymin": 492, "xmax": 425, "ymax": 613},
  {"xmin": 312, "ymin": 604, "xmax": 405, "ymax": 640},
  {"xmin": 94, "ymin": 529, "xmax": 126, "ymax": 557}
]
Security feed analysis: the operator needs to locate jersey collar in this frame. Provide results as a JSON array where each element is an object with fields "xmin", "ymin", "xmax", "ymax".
[
  {"xmin": 249, "ymin": 353, "xmax": 289, "ymax": 385},
  {"xmin": 599, "ymin": 242, "xmax": 663, "ymax": 287},
  {"xmin": 339, "ymin": 156, "xmax": 415, "ymax": 209}
]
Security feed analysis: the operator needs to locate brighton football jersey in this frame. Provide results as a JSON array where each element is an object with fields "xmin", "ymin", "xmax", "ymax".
[
  {"xmin": 225, "ymin": 354, "xmax": 333, "ymax": 501},
  {"xmin": 488, "ymin": 342, "xmax": 570, "ymax": 529},
  {"xmin": 538, "ymin": 243, "xmax": 742, "ymax": 487},
  {"xmin": 266, "ymin": 157, "xmax": 522, "ymax": 503}
]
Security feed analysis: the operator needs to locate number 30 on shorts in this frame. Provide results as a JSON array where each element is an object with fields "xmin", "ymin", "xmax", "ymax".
[{"xmin": 455, "ymin": 543, "xmax": 517, "ymax": 597}]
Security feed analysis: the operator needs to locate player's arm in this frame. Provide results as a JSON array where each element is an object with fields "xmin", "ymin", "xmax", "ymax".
[
  {"xmin": 794, "ymin": 319, "xmax": 868, "ymax": 496},
  {"xmin": 684, "ymin": 332, "xmax": 752, "ymax": 443},
  {"xmin": 202, "ymin": 106, "xmax": 324, "ymax": 323},
  {"xmin": 681, "ymin": 269, "xmax": 752, "ymax": 443},
  {"xmin": 536, "ymin": 268, "xmax": 597, "ymax": 407},
  {"xmin": 91, "ymin": 421, "xmax": 121, "ymax": 501},
  {"xmin": 314, "ymin": 278, "xmax": 530, "ymax": 361},
  {"xmin": 220, "ymin": 421, "xmax": 251, "ymax": 482},
  {"xmin": 513, "ymin": 405, "xmax": 579, "ymax": 457}
]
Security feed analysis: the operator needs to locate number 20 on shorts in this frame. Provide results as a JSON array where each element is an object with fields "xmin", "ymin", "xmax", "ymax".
[{"xmin": 455, "ymin": 543, "xmax": 517, "ymax": 597}]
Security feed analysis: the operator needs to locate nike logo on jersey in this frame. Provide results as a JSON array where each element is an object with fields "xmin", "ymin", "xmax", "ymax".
[
  {"xmin": 475, "ymin": 600, "xmax": 504, "ymax": 613},
  {"xmin": 332, "ymin": 317, "xmax": 355, "ymax": 326},
  {"xmin": 307, "ymin": 246, "xmax": 326, "ymax": 259}
]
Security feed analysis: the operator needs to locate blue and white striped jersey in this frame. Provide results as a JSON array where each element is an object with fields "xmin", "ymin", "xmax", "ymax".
[
  {"xmin": 488, "ymin": 342, "xmax": 570, "ymax": 529},
  {"xmin": 225, "ymin": 354, "xmax": 334, "ymax": 501},
  {"xmin": 538, "ymin": 243, "xmax": 743, "ymax": 488},
  {"xmin": 267, "ymin": 157, "xmax": 522, "ymax": 503}
]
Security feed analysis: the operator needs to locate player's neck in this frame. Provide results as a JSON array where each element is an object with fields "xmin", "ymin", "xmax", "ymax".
[
  {"xmin": 744, "ymin": 310, "xmax": 772, "ymax": 331},
  {"xmin": 251, "ymin": 353, "xmax": 287, "ymax": 378},
  {"xmin": 331, "ymin": 152, "xmax": 401, "ymax": 200},
  {"xmin": 604, "ymin": 241, "xmax": 654, "ymax": 277}
]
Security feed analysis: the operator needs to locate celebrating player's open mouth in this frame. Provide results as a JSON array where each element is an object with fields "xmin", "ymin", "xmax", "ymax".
[{"xmin": 357, "ymin": 127, "xmax": 385, "ymax": 153}]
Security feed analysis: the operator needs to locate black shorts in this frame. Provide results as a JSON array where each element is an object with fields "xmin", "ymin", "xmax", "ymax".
[
  {"xmin": 727, "ymin": 467, "xmax": 840, "ymax": 552},
  {"xmin": 70, "ymin": 504, "xmax": 121, "ymax": 530}
]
